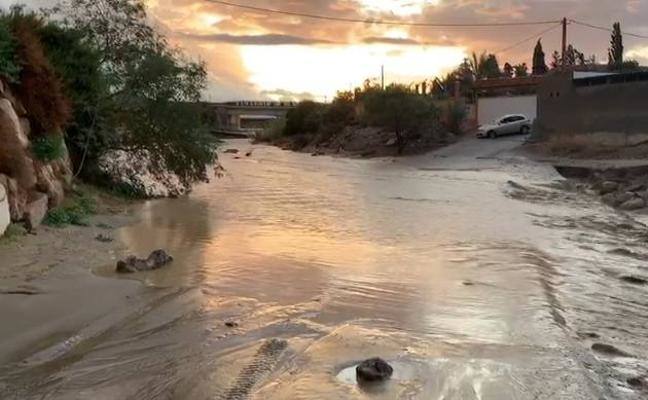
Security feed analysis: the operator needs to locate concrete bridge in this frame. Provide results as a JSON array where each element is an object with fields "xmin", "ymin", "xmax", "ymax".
[{"xmin": 204, "ymin": 101, "xmax": 296, "ymax": 137}]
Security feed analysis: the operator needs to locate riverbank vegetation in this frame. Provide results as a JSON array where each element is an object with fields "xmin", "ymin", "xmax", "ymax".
[
  {"xmin": 258, "ymin": 81, "xmax": 463, "ymax": 157},
  {"xmin": 0, "ymin": 1, "xmax": 216, "ymax": 191}
]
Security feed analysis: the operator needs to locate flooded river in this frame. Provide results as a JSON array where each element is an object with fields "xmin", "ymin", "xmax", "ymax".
[{"xmin": 2, "ymin": 138, "xmax": 648, "ymax": 399}]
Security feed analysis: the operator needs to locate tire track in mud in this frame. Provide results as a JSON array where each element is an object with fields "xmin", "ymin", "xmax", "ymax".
[{"xmin": 219, "ymin": 338, "xmax": 288, "ymax": 400}]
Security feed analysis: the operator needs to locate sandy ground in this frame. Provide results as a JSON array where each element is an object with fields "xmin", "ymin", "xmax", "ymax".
[{"xmin": 0, "ymin": 195, "xmax": 143, "ymax": 365}]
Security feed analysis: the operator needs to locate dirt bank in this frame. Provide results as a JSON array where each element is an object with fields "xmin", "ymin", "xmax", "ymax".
[{"xmin": 261, "ymin": 126, "xmax": 457, "ymax": 158}]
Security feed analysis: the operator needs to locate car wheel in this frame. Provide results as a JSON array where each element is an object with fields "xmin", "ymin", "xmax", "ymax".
[
  {"xmin": 487, "ymin": 130, "xmax": 497, "ymax": 139},
  {"xmin": 520, "ymin": 126, "xmax": 530, "ymax": 135}
]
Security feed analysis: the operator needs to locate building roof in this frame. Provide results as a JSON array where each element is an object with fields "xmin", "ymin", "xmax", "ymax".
[{"xmin": 473, "ymin": 76, "xmax": 544, "ymax": 91}]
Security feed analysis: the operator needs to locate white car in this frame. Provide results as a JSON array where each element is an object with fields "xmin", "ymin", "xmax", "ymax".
[{"xmin": 477, "ymin": 114, "xmax": 532, "ymax": 139}]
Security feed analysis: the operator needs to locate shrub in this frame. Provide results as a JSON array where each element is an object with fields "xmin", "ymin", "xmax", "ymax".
[
  {"xmin": 5, "ymin": 10, "xmax": 71, "ymax": 136},
  {"xmin": 44, "ymin": 193, "xmax": 96, "ymax": 227},
  {"xmin": 444, "ymin": 101, "xmax": 467, "ymax": 135},
  {"xmin": 283, "ymin": 101, "xmax": 325, "ymax": 136},
  {"xmin": 0, "ymin": 223, "xmax": 27, "ymax": 244},
  {"xmin": 0, "ymin": 20, "xmax": 20, "ymax": 82},
  {"xmin": 31, "ymin": 134, "xmax": 65, "ymax": 161},
  {"xmin": 325, "ymin": 91, "xmax": 356, "ymax": 125}
]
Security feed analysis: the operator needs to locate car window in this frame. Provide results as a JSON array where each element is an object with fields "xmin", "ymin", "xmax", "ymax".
[
  {"xmin": 512, "ymin": 116, "xmax": 525, "ymax": 122},
  {"xmin": 500, "ymin": 117, "xmax": 512, "ymax": 124}
]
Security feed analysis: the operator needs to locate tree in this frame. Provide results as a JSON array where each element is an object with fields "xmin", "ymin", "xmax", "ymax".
[
  {"xmin": 532, "ymin": 40, "xmax": 547, "ymax": 75},
  {"xmin": 55, "ymin": 0, "xmax": 216, "ymax": 184},
  {"xmin": 470, "ymin": 52, "xmax": 502, "ymax": 79},
  {"xmin": 622, "ymin": 59, "xmax": 640, "ymax": 70},
  {"xmin": 362, "ymin": 84, "xmax": 439, "ymax": 154},
  {"xmin": 0, "ymin": 18, "xmax": 20, "ymax": 82},
  {"xmin": 550, "ymin": 45, "xmax": 587, "ymax": 69},
  {"xmin": 37, "ymin": 22, "xmax": 116, "ymax": 175},
  {"xmin": 283, "ymin": 101, "xmax": 325, "ymax": 136},
  {"xmin": 608, "ymin": 22, "xmax": 623, "ymax": 70},
  {"xmin": 550, "ymin": 50, "xmax": 561, "ymax": 69},
  {"xmin": 514, "ymin": 63, "xmax": 529, "ymax": 77},
  {"xmin": 503, "ymin": 62, "xmax": 514, "ymax": 78}
]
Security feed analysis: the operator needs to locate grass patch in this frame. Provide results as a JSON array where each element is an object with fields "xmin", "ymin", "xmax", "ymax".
[
  {"xmin": 44, "ymin": 191, "xmax": 96, "ymax": 227},
  {"xmin": 0, "ymin": 223, "xmax": 27, "ymax": 244},
  {"xmin": 31, "ymin": 135, "xmax": 65, "ymax": 162}
]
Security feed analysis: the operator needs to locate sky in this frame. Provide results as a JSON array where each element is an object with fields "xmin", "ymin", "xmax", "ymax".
[{"xmin": 2, "ymin": 0, "xmax": 648, "ymax": 101}]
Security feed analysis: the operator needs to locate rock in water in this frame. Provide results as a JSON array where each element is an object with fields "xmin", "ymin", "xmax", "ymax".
[
  {"xmin": 356, "ymin": 358, "xmax": 393, "ymax": 383},
  {"xmin": 620, "ymin": 197, "xmax": 645, "ymax": 211},
  {"xmin": 620, "ymin": 275, "xmax": 648, "ymax": 285},
  {"xmin": 116, "ymin": 250, "xmax": 173, "ymax": 273},
  {"xmin": 599, "ymin": 181, "xmax": 619, "ymax": 195}
]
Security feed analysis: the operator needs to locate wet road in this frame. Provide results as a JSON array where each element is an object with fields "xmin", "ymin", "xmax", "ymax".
[{"xmin": 2, "ymin": 137, "xmax": 648, "ymax": 399}]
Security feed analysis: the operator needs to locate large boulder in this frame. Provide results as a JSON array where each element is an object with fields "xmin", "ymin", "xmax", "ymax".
[
  {"xmin": 98, "ymin": 150, "xmax": 191, "ymax": 198},
  {"xmin": 116, "ymin": 250, "xmax": 174, "ymax": 273},
  {"xmin": 0, "ymin": 183, "xmax": 9, "ymax": 236},
  {"xmin": 0, "ymin": 99, "xmax": 28, "ymax": 149},
  {"xmin": 599, "ymin": 181, "xmax": 619, "ymax": 195},
  {"xmin": 24, "ymin": 193, "xmax": 48, "ymax": 231},
  {"xmin": 620, "ymin": 197, "xmax": 645, "ymax": 211},
  {"xmin": 0, "ymin": 98, "xmax": 36, "ymax": 190},
  {"xmin": 0, "ymin": 174, "xmax": 27, "ymax": 221},
  {"xmin": 34, "ymin": 162, "xmax": 65, "ymax": 207}
]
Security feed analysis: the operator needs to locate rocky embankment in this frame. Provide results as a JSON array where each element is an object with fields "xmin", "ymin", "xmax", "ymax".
[
  {"xmin": 556, "ymin": 165, "xmax": 648, "ymax": 211},
  {"xmin": 0, "ymin": 79, "xmax": 72, "ymax": 236}
]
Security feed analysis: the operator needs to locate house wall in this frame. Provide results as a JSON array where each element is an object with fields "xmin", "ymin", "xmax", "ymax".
[
  {"xmin": 536, "ymin": 71, "xmax": 648, "ymax": 142},
  {"xmin": 477, "ymin": 95, "xmax": 537, "ymax": 125}
]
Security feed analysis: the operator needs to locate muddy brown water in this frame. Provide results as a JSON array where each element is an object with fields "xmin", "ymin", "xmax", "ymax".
[{"xmin": 2, "ymin": 138, "xmax": 648, "ymax": 399}]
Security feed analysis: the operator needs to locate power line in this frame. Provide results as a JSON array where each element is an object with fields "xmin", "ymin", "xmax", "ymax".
[
  {"xmin": 495, "ymin": 23, "xmax": 563, "ymax": 54},
  {"xmin": 205, "ymin": 0, "xmax": 561, "ymax": 28},
  {"xmin": 569, "ymin": 19, "xmax": 648, "ymax": 39}
]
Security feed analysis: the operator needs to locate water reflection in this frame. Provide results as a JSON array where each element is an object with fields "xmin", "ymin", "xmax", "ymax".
[{"xmin": 3, "ymin": 140, "xmax": 647, "ymax": 399}]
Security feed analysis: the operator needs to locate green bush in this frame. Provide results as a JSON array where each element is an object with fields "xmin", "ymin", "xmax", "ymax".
[
  {"xmin": 31, "ymin": 135, "xmax": 65, "ymax": 161},
  {"xmin": 44, "ymin": 193, "xmax": 96, "ymax": 227},
  {"xmin": 0, "ymin": 20, "xmax": 20, "ymax": 82},
  {"xmin": 283, "ymin": 101, "xmax": 326, "ymax": 136},
  {"xmin": 362, "ymin": 85, "xmax": 440, "ymax": 153},
  {"xmin": 59, "ymin": 0, "xmax": 217, "ymax": 185}
]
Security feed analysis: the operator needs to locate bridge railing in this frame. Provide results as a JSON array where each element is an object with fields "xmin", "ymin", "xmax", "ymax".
[{"xmin": 221, "ymin": 100, "xmax": 297, "ymax": 108}]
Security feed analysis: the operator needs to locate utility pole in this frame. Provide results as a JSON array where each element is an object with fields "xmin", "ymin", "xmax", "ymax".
[
  {"xmin": 561, "ymin": 17, "xmax": 568, "ymax": 68},
  {"xmin": 381, "ymin": 65, "xmax": 385, "ymax": 90}
]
